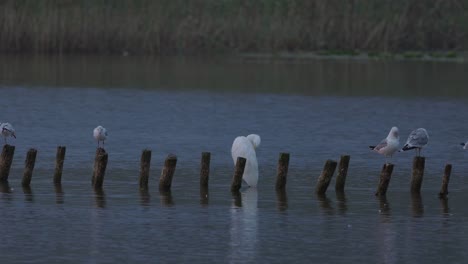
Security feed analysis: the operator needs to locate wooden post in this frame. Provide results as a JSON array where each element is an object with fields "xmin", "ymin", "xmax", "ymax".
[
  {"xmin": 411, "ymin": 156, "xmax": 425, "ymax": 194},
  {"xmin": 0, "ymin": 145, "xmax": 15, "ymax": 181},
  {"xmin": 275, "ymin": 153, "xmax": 290, "ymax": 191},
  {"xmin": 315, "ymin": 159, "xmax": 338, "ymax": 195},
  {"xmin": 200, "ymin": 152, "xmax": 210, "ymax": 188},
  {"xmin": 335, "ymin": 155, "xmax": 350, "ymax": 192},
  {"xmin": 23, "ymin": 185, "xmax": 33, "ymax": 202},
  {"xmin": 22, "ymin": 148, "xmax": 37, "ymax": 187},
  {"xmin": 375, "ymin": 163, "xmax": 394, "ymax": 196},
  {"xmin": 94, "ymin": 189, "xmax": 106, "ymax": 208},
  {"xmin": 53, "ymin": 146, "xmax": 66, "ymax": 184},
  {"xmin": 159, "ymin": 154, "xmax": 177, "ymax": 192},
  {"xmin": 159, "ymin": 190, "xmax": 174, "ymax": 207},
  {"xmin": 200, "ymin": 185, "xmax": 209, "ymax": 206},
  {"xmin": 139, "ymin": 149, "xmax": 152, "ymax": 190},
  {"xmin": 92, "ymin": 148, "xmax": 108, "ymax": 189},
  {"xmin": 439, "ymin": 164, "xmax": 452, "ymax": 197},
  {"xmin": 231, "ymin": 157, "xmax": 246, "ymax": 192}
]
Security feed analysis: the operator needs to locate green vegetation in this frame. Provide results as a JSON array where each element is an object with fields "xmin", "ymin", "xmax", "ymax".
[{"xmin": 0, "ymin": 0, "xmax": 467, "ymax": 55}]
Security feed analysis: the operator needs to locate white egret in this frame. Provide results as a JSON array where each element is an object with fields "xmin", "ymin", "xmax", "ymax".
[
  {"xmin": 0, "ymin": 123, "xmax": 16, "ymax": 144},
  {"xmin": 369, "ymin": 127, "xmax": 400, "ymax": 160},
  {"xmin": 231, "ymin": 134, "xmax": 261, "ymax": 187},
  {"xmin": 401, "ymin": 128, "xmax": 429, "ymax": 156},
  {"xmin": 93, "ymin": 126, "xmax": 108, "ymax": 148}
]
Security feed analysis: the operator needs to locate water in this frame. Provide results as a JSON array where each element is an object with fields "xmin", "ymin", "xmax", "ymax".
[{"xmin": 1, "ymin": 55, "xmax": 468, "ymax": 263}]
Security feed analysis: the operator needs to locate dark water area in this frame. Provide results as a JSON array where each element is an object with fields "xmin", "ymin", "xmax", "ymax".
[{"xmin": 1, "ymin": 55, "xmax": 468, "ymax": 263}]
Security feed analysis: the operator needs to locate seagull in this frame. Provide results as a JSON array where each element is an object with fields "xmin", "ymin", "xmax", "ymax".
[
  {"xmin": 231, "ymin": 134, "xmax": 261, "ymax": 187},
  {"xmin": 401, "ymin": 128, "xmax": 429, "ymax": 156},
  {"xmin": 369, "ymin": 126, "xmax": 400, "ymax": 161},
  {"xmin": 0, "ymin": 123, "xmax": 16, "ymax": 145},
  {"xmin": 93, "ymin": 126, "xmax": 108, "ymax": 148}
]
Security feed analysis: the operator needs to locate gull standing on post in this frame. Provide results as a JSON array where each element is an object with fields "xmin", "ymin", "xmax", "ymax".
[
  {"xmin": 231, "ymin": 134, "xmax": 261, "ymax": 187},
  {"xmin": 369, "ymin": 126, "xmax": 400, "ymax": 162},
  {"xmin": 0, "ymin": 123, "xmax": 16, "ymax": 145},
  {"xmin": 401, "ymin": 128, "xmax": 429, "ymax": 156},
  {"xmin": 93, "ymin": 126, "xmax": 108, "ymax": 148}
]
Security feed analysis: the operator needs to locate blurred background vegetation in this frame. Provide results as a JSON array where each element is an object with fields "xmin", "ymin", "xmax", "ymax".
[{"xmin": 0, "ymin": 0, "xmax": 466, "ymax": 55}]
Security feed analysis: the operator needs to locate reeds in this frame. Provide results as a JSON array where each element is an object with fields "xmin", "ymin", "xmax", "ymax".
[{"xmin": 0, "ymin": 0, "xmax": 466, "ymax": 55}]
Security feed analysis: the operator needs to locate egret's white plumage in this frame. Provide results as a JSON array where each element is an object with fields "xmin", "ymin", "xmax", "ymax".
[
  {"xmin": 369, "ymin": 126, "xmax": 400, "ymax": 158},
  {"xmin": 401, "ymin": 128, "xmax": 429, "ymax": 156},
  {"xmin": 231, "ymin": 134, "xmax": 261, "ymax": 187},
  {"xmin": 0, "ymin": 123, "xmax": 16, "ymax": 144},
  {"xmin": 93, "ymin": 126, "xmax": 108, "ymax": 147}
]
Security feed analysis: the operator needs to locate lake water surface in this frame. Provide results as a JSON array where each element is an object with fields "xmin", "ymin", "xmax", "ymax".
[{"xmin": 1, "ymin": 55, "xmax": 468, "ymax": 263}]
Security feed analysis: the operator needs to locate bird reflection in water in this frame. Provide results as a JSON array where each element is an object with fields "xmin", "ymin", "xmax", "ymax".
[{"xmin": 228, "ymin": 188, "xmax": 258, "ymax": 263}]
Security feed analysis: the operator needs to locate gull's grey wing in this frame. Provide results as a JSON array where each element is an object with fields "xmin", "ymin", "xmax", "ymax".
[
  {"xmin": 406, "ymin": 128, "xmax": 428, "ymax": 147},
  {"xmin": 373, "ymin": 138, "xmax": 388, "ymax": 151}
]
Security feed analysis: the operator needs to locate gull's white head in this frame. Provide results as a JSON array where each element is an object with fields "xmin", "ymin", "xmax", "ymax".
[
  {"xmin": 246, "ymin": 134, "xmax": 261, "ymax": 149},
  {"xmin": 388, "ymin": 126, "xmax": 399, "ymax": 139}
]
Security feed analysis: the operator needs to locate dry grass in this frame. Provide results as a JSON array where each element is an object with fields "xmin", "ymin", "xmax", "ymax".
[{"xmin": 0, "ymin": 0, "xmax": 466, "ymax": 55}]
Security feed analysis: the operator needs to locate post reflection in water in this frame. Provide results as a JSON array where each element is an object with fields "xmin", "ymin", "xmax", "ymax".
[
  {"xmin": 94, "ymin": 189, "xmax": 106, "ymax": 209},
  {"xmin": 377, "ymin": 195, "xmax": 391, "ymax": 219},
  {"xmin": 440, "ymin": 197, "xmax": 449, "ymax": 215},
  {"xmin": 139, "ymin": 188, "xmax": 150, "ymax": 207},
  {"xmin": 316, "ymin": 193, "xmax": 334, "ymax": 215},
  {"xmin": 276, "ymin": 189, "xmax": 288, "ymax": 211},
  {"xmin": 22, "ymin": 186, "xmax": 33, "ymax": 203},
  {"xmin": 54, "ymin": 184, "xmax": 64, "ymax": 204},
  {"xmin": 375, "ymin": 195, "xmax": 397, "ymax": 264},
  {"xmin": 411, "ymin": 193, "xmax": 424, "ymax": 218},
  {"xmin": 159, "ymin": 190, "xmax": 174, "ymax": 207},
  {"xmin": 335, "ymin": 191, "xmax": 347, "ymax": 215},
  {"xmin": 228, "ymin": 188, "xmax": 258, "ymax": 264}
]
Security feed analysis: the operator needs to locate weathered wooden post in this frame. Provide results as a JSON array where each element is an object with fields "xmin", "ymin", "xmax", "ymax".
[
  {"xmin": 0, "ymin": 145, "xmax": 15, "ymax": 181},
  {"xmin": 94, "ymin": 189, "xmax": 106, "ymax": 208},
  {"xmin": 231, "ymin": 157, "xmax": 246, "ymax": 192},
  {"xmin": 53, "ymin": 146, "xmax": 66, "ymax": 184},
  {"xmin": 92, "ymin": 148, "xmax": 108, "ymax": 189},
  {"xmin": 315, "ymin": 159, "xmax": 338, "ymax": 195},
  {"xmin": 159, "ymin": 190, "xmax": 174, "ymax": 207},
  {"xmin": 23, "ymin": 185, "xmax": 33, "ymax": 202},
  {"xmin": 411, "ymin": 156, "xmax": 425, "ymax": 194},
  {"xmin": 22, "ymin": 148, "xmax": 37, "ymax": 187},
  {"xmin": 335, "ymin": 155, "xmax": 350, "ymax": 192},
  {"xmin": 159, "ymin": 154, "xmax": 177, "ymax": 192},
  {"xmin": 200, "ymin": 186, "xmax": 209, "ymax": 206},
  {"xmin": 0, "ymin": 181, "xmax": 11, "ymax": 193},
  {"xmin": 275, "ymin": 153, "xmax": 290, "ymax": 191},
  {"xmin": 232, "ymin": 190, "xmax": 242, "ymax": 207},
  {"xmin": 375, "ymin": 163, "xmax": 394, "ymax": 196},
  {"xmin": 439, "ymin": 164, "xmax": 452, "ymax": 198},
  {"xmin": 200, "ymin": 152, "xmax": 211, "ymax": 188},
  {"xmin": 139, "ymin": 149, "xmax": 152, "ymax": 190}
]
